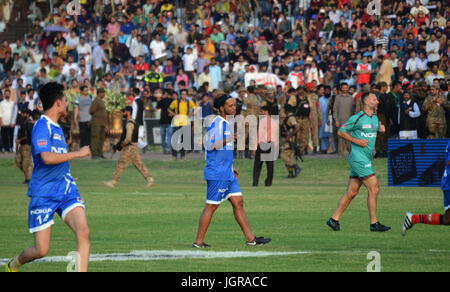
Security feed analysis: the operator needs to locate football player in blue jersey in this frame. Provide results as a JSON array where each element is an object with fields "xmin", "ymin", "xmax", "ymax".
[
  {"xmin": 192, "ymin": 95, "xmax": 271, "ymax": 248},
  {"xmin": 6, "ymin": 82, "xmax": 91, "ymax": 272}
]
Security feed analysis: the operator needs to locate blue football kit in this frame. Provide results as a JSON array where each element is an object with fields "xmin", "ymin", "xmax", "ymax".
[
  {"xmin": 441, "ymin": 139, "xmax": 450, "ymax": 211},
  {"xmin": 204, "ymin": 116, "xmax": 241, "ymax": 205},
  {"xmin": 27, "ymin": 115, "xmax": 85, "ymax": 233}
]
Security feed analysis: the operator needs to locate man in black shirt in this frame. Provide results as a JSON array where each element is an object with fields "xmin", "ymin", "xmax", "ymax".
[
  {"xmin": 375, "ymin": 82, "xmax": 398, "ymax": 157},
  {"xmin": 157, "ymin": 89, "xmax": 175, "ymax": 154},
  {"xmin": 358, "ymin": 33, "xmax": 373, "ymax": 53},
  {"xmin": 171, "ymin": 50, "xmax": 183, "ymax": 69},
  {"xmin": 278, "ymin": 57, "xmax": 290, "ymax": 81}
]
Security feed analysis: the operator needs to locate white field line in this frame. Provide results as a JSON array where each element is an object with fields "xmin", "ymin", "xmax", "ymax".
[
  {"xmin": 2, "ymin": 249, "xmax": 446, "ymax": 266},
  {"xmin": 0, "ymin": 250, "xmax": 309, "ymax": 265}
]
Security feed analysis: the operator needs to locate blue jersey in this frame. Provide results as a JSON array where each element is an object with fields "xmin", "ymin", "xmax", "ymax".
[
  {"xmin": 27, "ymin": 115, "xmax": 78, "ymax": 200},
  {"xmin": 441, "ymin": 140, "xmax": 450, "ymax": 191},
  {"xmin": 204, "ymin": 115, "xmax": 234, "ymax": 181}
]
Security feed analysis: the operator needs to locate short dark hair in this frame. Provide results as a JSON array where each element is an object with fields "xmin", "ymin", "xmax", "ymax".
[
  {"xmin": 360, "ymin": 92, "xmax": 371, "ymax": 105},
  {"xmin": 38, "ymin": 82, "xmax": 65, "ymax": 111},
  {"xmin": 31, "ymin": 109, "xmax": 41, "ymax": 120}
]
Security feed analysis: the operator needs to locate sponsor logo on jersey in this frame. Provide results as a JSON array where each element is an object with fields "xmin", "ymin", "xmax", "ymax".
[
  {"xmin": 53, "ymin": 134, "xmax": 62, "ymax": 141},
  {"xmin": 362, "ymin": 124, "xmax": 371, "ymax": 129},
  {"xmin": 51, "ymin": 146, "xmax": 67, "ymax": 154},
  {"xmin": 30, "ymin": 208, "xmax": 52, "ymax": 215},
  {"xmin": 37, "ymin": 139, "xmax": 48, "ymax": 147},
  {"xmin": 361, "ymin": 132, "xmax": 377, "ymax": 138}
]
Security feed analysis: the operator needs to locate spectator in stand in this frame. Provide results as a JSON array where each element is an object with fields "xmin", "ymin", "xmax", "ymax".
[
  {"xmin": 0, "ymin": 88, "xmax": 16, "ymax": 152},
  {"xmin": 168, "ymin": 89, "xmax": 196, "ymax": 160},
  {"xmin": 0, "ymin": 0, "xmax": 448, "ymax": 160},
  {"xmin": 91, "ymin": 40, "xmax": 109, "ymax": 86},
  {"xmin": 74, "ymin": 86, "xmax": 93, "ymax": 148},
  {"xmin": 162, "ymin": 58, "xmax": 177, "ymax": 86},
  {"xmin": 399, "ymin": 91, "xmax": 421, "ymax": 139}
]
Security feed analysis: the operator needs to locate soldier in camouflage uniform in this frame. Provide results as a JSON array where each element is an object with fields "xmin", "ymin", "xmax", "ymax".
[
  {"xmin": 104, "ymin": 107, "xmax": 156, "ymax": 188},
  {"xmin": 276, "ymin": 83, "xmax": 291, "ymax": 121},
  {"xmin": 422, "ymin": 86, "xmax": 450, "ymax": 138},
  {"xmin": 280, "ymin": 104, "xmax": 302, "ymax": 178},
  {"xmin": 305, "ymin": 83, "xmax": 321, "ymax": 154},
  {"xmin": 15, "ymin": 109, "xmax": 34, "ymax": 183},
  {"xmin": 287, "ymin": 86, "xmax": 311, "ymax": 155}
]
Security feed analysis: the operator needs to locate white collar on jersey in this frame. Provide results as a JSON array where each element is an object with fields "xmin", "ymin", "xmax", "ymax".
[
  {"xmin": 216, "ymin": 115, "xmax": 230, "ymax": 124},
  {"xmin": 42, "ymin": 115, "xmax": 61, "ymax": 128}
]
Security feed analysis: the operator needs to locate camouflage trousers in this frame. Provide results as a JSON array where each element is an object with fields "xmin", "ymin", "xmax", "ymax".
[
  {"xmin": 113, "ymin": 144, "xmax": 152, "ymax": 182},
  {"xmin": 280, "ymin": 145, "xmax": 296, "ymax": 172},
  {"xmin": 310, "ymin": 115, "xmax": 320, "ymax": 149},
  {"xmin": 427, "ymin": 119, "xmax": 447, "ymax": 138},
  {"xmin": 296, "ymin": 117, "xmax": 310, "ymax": 154},
  {"xmin": 16, "ymin": 144, "xmax": 33, "ymax": 181}
]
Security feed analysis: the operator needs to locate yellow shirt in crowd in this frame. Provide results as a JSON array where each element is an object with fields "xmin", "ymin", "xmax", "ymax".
[{"xmin": 169, "ymin": 99, "xmax": 197, "ymax": 126}]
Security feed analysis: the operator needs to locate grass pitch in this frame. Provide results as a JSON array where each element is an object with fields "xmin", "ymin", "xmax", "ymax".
[{"xmin": 0, "ymin": 157, "xmax": 449, "ymax": 272}]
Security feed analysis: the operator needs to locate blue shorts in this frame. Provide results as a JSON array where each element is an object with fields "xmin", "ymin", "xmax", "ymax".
[
  {"xmin": 28, "ymin": 191, "xmax": 85, "ymax": 233},
  {"xmin": 444, "ymin": 190, "xmax": 450, "ymax": 211},
  {"xmin": 206, "ymin": 178, "xmax": 242, "ymax": 205}
]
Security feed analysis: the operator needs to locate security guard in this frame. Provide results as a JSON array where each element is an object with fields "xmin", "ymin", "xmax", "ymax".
[
  {"xmin": 287, "ymin": 86, "xmax": 311, "ymax": 155},
  {"xmin": 422, "ymin": 85, "xmax": 450, "ymax": 138},
  {"xmin": 305, "ymin": 83, "xmax": 321, "ymax": 154},
  {"xmin": 280, "ymin": 104, "xmax": 302, "ymax": 178},
  {"xmin": 261, "ymin": 88, "xmax": 279, "ymax": 115},
  {"xmin": 145, "ymin": 63, "xmax": 163, "ymax": 91},
  {"xmin": 104, "ymin": 106, "xmax": 156, "ymax": 188},
  {"xmin": 15, "ymin": 109, "xmax": 33, "ymax": 183}
]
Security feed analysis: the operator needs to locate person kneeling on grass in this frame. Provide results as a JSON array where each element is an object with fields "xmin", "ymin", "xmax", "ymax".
[{"xmin": 192, "ymin": 95, "xmax": 271, "ymax": 248}]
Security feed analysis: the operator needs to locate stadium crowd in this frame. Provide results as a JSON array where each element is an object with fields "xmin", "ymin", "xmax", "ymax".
[{"xmin": 0, "ymin": 0, "xmax": 449, "ymax": 162}]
